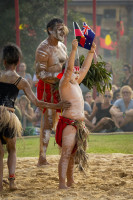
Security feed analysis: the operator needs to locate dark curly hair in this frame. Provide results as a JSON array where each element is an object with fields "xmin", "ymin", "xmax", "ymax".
[
  {"xmin": 47, "ymin": 18, "xmax": 63, "ymax": 35},
  {"xmin": 2, "ymin": 43, "xmax": 22, "ymax": 66}
]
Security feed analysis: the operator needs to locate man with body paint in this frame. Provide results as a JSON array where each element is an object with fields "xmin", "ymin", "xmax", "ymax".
[
  {"xmin": 55, "ymin": 39, "xmax": 96, "ymax": 189},
  {"xmin": 35, "ymin": 18, "xmax": 68, "ymax": 166}
]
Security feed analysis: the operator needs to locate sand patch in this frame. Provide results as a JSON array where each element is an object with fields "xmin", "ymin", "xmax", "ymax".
[{"xmin": 0, "ymin": 154, "xmax": 133, "ymax": 200}]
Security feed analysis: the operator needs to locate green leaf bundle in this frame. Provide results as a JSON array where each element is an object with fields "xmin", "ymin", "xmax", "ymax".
[{"xmin": 80, "ymin": 55, "xmax": 112, "ymax": 93}]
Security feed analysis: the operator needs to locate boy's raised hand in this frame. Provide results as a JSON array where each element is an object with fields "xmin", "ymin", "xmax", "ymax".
[
  {"xmin": 72, "ymin": 39, "xmax": 78, "ymax": 51},
  {"xmin": 90, "ymin": 42, "xmax": 96, "ymax": 53}
]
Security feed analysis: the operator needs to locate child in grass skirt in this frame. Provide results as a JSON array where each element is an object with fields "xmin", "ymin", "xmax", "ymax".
[{"xmin": 55, "ymin": 39, "xmax": 96, "ymax": 189}]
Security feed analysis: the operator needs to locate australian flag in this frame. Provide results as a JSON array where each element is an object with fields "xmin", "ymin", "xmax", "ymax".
[
  {"xmin": 82, "ymin": 22, "xmax": 95, "ymax": 50},
  {"xmin": 73, "ymin": 22, "xmax": 95, "ymax": 50}
]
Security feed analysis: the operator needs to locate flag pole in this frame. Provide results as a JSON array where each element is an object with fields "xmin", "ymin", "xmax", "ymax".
[
  {"xmin": 73, "ymin": 22, "xmax": 80, "ymax": 66},
  {"xmin": 94, "ymin": 50, "xmax": 98, "ymax": 58}
]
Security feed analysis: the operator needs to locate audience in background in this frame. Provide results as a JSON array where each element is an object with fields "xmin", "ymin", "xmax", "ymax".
[
  {"xmin": 16, "ymin": 95, "xmax": 42, "ymax": 135},
  {"xmin": 110, "ymin": 85, "xmax": 133, "ymax": 132},
  {"xmin": 32, "ymin": 107, "xmax": 41, "ymax": 135},
  {"xmin": 32, "ymin": 73, "xmax": 39, "ymax": 96},
  {"xmin": 84, "ymin": 91, "xmax": 94, "ymax": 110},
  {"xmin": 111, "ymin": 89, "xmax": 121, "ymax": 104},
  {"xmin": 15, "ymin": 64, "xmax": 133, "ymax": 134},
  {"xmin": 86, "ymin": 89, "xmax": 115, "ymax": 132},
  {"xmin": 14, "ymin": 104, "xmax": 22, "ymax": 122},
  {"xmin": 94, "ymin": 92, "xmax": 103, "ymax": 105},
  {"xmin": 84, "ymin": 101, "xmax": 92, "ymax": 115},
  {"xmin": 105, "ymin": 62, "xmax": 116, "ymax": 85},
  {"xmin": 128, "ymin": 74, "xmax": 133, "ymax": 90},
  {"xmin": 18, "ymin": 95, "xmax": 35, "ymax": 135},
  {"xmin": 112, "ymin": 84, "xmax": 118, "ymax": 93},
  {"xmin": 18, "ymin": 63, "xmax": 33, "ymax": 98},
  {"xmin": 121, "ymin": 64, "xmax": 132, "ymax": 87}
]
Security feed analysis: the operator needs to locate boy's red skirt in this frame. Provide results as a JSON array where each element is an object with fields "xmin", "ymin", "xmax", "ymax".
[{"xmin": 55, "ymin": 116, "xmax": 77, "ymax": 153}]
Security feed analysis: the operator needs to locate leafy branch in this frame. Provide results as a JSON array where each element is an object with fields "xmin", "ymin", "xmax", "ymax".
[{"xmin": 80, "ymin": 55, "xmax": 112, "ymax": 93}]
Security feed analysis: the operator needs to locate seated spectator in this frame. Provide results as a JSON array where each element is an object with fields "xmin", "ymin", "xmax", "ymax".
[
  {"xmin": 84, "ymin": 91, "xmax": 94, "ymax": 110},
  {"xmin": 94, "ymin": 92, "xmax": 103, "ymax": 104},
  {"xmin": 84, "ymin": 101, "xmax": 92, "ymax": 114},
  {"xmin": 112, "ymin": 84, "xmax": 118, "ymax": 93},
  {"xmin": 18, "ymin": 95, "xmax": 35, "ymax": 135},
  {"xmin": 32, "ymin": 107, "xmax": 41, "ymax": 135},
  {"xmin": 121, "ymin": 64, "xmax": 132, "ymax": 87},
  {"xmin": 86, "ymin": 89, "xmax": 115, "ymax": 132},
  {"xmin": 111, "ymin": 89, "xmax": 120, "ymax": 104},
  {"xmin": 105, "ymin": 62, "xmax": 116, "ymax": 85},
  {"xmin": 110, "ymin": 85, "xmax": 133, "ymax": 132},
  {"xmin": 18, "ymin": 62, "xmax": 33, "ymax": 98},
  {"xmin": 84, "ymin": 101, "xmax": 94, "ymax": 130},
  {"xmin": 14, "ymin": 104, "xmax": 22, "ymax": 122},
  {"xmin": 128, "ymin": 74, "xmax": 133, "ymax": 90},
  {"xmin": 32, "ymin": 107, "xmax": 41, "ymax": 127}
]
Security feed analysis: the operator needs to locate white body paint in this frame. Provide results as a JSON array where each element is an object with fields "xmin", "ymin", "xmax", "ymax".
[
  {"xmin": 60, "ymin": 80, "xmax": 85, "ymax": 120},
  {"xmin": 35, "ymin": 39, "xmax": 67, "ymax": 83},
  {"xmin": 43, "ymin": 129, "xmax": 51, "ymax": 144}
]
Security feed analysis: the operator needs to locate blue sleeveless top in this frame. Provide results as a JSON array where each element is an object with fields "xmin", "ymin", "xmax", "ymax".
[{"xmin": 0, "ymin": 77, "xmax": 22, "ymax": 108}]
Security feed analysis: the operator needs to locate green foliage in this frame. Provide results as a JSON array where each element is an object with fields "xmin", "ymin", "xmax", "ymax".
[
  {"xmin": 80, "ymin": 55, "xmax": 112, "ymax": 93},
  {"xmin": 0, "ymin": 0, "xmax": 65, "ymax": 74},
  {"xmin": 19, "ymin": 0, "xmax": 64, "ymax": 75},
  {"xmin": 0, "ymin": 1, "xmax": 15, "ymax": 47},
  {"xmin": 0, "ymin": 0, "xmax": 91, "ymax": 75}
]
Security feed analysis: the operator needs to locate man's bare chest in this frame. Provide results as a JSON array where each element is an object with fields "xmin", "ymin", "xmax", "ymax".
[{"xmin": 48, "ymin": 46, "xmax": 67, "ymax": 65}]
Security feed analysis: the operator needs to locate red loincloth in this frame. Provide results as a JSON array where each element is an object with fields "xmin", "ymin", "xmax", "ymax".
[
  {"xmin": 37, "ymin": 79, "xmax": 61, "ymax": 113},
  {"xmin": 55, "ymin": 116, "xmax": 77, "ymax": 153}
]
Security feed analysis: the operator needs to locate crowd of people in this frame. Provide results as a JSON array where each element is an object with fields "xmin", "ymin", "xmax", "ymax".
[
  {"xmin": 1, "ymin": 17, "xmax": 133, "ymax": 191},
  {"xmin": 14, "ymin": 62, "xmax": 133, "ymax": 135}
]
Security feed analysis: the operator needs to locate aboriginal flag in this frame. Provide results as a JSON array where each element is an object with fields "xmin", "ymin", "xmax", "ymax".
[
  {"xmin": 73, "ymin": 22, "xmax": 86, "ymax": 48},
  {"xmin": 100, "ymin": 29, "xmax": 117, "ymax": 50}
]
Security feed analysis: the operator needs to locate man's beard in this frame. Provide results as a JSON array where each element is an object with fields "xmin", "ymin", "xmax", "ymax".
[
  {"xmin": 56, "ymin": 34, "xmax": 64, "ymax": 42},
  {"xmin": 52, "ymin": 31, "xmax": 64, "ymax": 42}
]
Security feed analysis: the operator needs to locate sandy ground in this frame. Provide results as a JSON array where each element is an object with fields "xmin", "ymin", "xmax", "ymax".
[{"xmin": 0, "ymin": 154, "xmax": 133, "ymax": 200}]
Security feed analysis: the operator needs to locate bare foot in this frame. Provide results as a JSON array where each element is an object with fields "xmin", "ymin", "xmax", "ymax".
[
  {"xmin": 9, "ymin": 180, "xmax": 17, "ymax": 191},
  {"xmin": 67, "ymin": 180, "xmax": 75, "ymax": 187},
  {"xmin": 37, "ymin": 156, "xmax": 49, "ymax": 167},
  {"xmin": 59, "ymin": 184, "xmax": 68, "ymax": 189}
]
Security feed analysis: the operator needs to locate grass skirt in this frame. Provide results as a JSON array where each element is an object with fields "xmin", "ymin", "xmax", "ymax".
[
  {"xmin": 0, "ymin": 106, "xmax": 22, "ymax": 143},
  {"xmin": 75, "ymin": 121, "xmax": 89, "ymax": 172}
]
